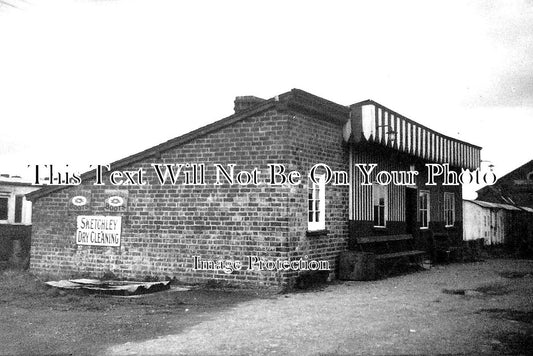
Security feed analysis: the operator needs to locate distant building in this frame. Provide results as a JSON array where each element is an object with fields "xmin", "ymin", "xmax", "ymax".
[
  {"xmin": 463, "ymin": 160, "xmax": 533, "ymax": 254},
  {"xmin": 463, "ymin": 199, "xmax": 525, "ymax": 245},
  {"xmin": 476, "ymin": 160, "xmax": 533, "ymax": 208},
  {"xmin": 0, "ymin": 174, "xmax": 40, "ymax": 267}
]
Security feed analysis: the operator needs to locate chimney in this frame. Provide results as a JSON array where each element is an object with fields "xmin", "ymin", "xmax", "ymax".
[{"xmin": 234, "ymin": 96, "xmax": 266, "ymax": 114}]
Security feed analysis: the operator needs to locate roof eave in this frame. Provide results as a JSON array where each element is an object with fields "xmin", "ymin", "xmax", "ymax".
[{"xmin": 26, "ymin": 99, "xmax": 280, "ymax": 201}]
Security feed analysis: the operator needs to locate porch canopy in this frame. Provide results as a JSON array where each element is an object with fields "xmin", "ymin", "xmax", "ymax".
[{"xmin": 343, "ymin": 100, "xmax": 481, "ymax": 170}]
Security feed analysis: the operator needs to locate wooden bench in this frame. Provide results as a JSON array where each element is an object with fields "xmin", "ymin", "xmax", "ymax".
[{"xmin": 356, "ymin": 234, "xmax": 427, "ymax": 276}]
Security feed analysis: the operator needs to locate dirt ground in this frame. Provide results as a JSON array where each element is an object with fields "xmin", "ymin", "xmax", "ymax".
[{"xmin": 1, "ymin": 259, "xmax": 533, "ymax": 355}]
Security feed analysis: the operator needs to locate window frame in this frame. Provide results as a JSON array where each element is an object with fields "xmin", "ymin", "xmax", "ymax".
[
  {"xmin": 308, "ymin": 174, "xmax": 326, "ymax": 231},
  {"xmin": 14, "ymin": 195, "xmax": 23, "ymax": 224},
  {"xmin": 444, "ymin": 192, "xmax": 455, "ymax": 227},
  {"xmin": 0, "ymin": 196, "xmax": 8, "ymax": 221},
  {"xmin": 372, "ymin": 183, "xmax": 388, "ymax": 228},
  {"xmin": 419, "ymin": 190, "xmax": 430, "ymax": 229}
]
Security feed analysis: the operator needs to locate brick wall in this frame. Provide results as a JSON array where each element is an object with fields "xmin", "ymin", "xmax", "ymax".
[
  {"xmin": 283, "ymin": 113, "xmax": 350, "ymax": 283},
  {"xmin": 30, "ymin": 110, "xmax": 304, "ymax": 288},
  {"xmin": 29, "ymin": 104, "xmax": 467, "ymax": 287}
]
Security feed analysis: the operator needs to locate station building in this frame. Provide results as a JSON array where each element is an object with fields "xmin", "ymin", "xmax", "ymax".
[{"xmin": 28, "ymin": 89, "xmax": 481, "ymax": 288}]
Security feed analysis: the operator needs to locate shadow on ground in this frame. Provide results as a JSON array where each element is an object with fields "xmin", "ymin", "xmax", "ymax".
[{"xmin": 0, "ymin": 270, "xmax": 269, "ymax": 355}]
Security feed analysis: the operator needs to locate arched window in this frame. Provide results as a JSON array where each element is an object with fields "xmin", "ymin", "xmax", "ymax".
[{"xmin": 527, "ymin": 171, "xmax": 533, "ymax": 181}]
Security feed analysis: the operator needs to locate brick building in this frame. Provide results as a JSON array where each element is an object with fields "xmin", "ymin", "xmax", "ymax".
[{"xmin": 27, "ymin": 89, "xmax": 481, "ymax": 288}]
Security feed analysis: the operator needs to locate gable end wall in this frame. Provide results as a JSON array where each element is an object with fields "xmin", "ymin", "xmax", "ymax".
[{"xmin": 30, "ymin": 110, "xmax": 298, "ymax": 288}]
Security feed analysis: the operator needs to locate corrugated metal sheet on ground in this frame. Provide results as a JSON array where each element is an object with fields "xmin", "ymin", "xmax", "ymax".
[{"xmin": 44, "ymin": 279, "xmax": 177, "ymax": 295}]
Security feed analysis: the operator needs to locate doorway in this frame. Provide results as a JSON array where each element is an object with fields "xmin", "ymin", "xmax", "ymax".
[{"xmin": 405, "ymin": 187, "xmax": 418, "ymax": 234}]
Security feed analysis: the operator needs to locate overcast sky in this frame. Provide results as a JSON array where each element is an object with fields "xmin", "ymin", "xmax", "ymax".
[{"xmin": 0, "ymin": 0, "xmax": 532, "ymax": 199}]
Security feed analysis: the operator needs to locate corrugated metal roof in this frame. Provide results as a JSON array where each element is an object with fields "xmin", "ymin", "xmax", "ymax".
[
  {"xmin": 465, "ymin": 199, "xmax": 519, "ymax": 211},
  {"xmin": 520, "ymin": 206, "xmax": 533, "ymax": 213},
  {"xmin": 464, "ymin": 199, "xmax": 524, "ymax": 211}
]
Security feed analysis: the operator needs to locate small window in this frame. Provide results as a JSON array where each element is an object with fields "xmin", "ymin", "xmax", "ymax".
[
  {"xmin": 419, "ymin": 190, "xmax": 430, "ymax": 229},
  {"xmin": 15, "ymin": 195, "xmax": 23, "ymax": 223},
  {"xmin": 308, "ymin": 174, "xmax": 326, "ymax": 231},
  {"xmin": 444, "ymin": 192, "xmax": 455, "ymax": 227},
  {"xmin": 0, "ymin": 197, "xmax": 8, "ymax": 221},
  {"xmin": 528, "ymin": 171, "xmax": 533, "ymax": 181},
  {"xmin": 373, "ymin": 184, "xmax": 387, "ymax": 227}
]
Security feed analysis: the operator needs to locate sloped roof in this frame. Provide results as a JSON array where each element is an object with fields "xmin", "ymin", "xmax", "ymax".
[
  {"xmin": 477, "ymin": 159, "xmax": 533, "ymax": 194},
  {"xmin": 464, "ymin": 199, "xmax": 522, "ymax": 211},
  {"xmin": 476, "ymin": 159, "xmax": 533, "ymax": 207},
  {"xmin": 520, "ymin": 206, "xmax": 533, "ymax": 213},
  {"xmin": 0, "ymin": 175, "xmax": 37, "ymax": 187},
  {"xmin": 27, "ymin": 89, "xmax": 348, "ymax": 201}
]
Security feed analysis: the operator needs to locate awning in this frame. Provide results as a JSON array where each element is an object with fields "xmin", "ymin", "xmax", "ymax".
[{"xmin": 343, "ymin": 100, "xmax": 482, "ymax": 170}]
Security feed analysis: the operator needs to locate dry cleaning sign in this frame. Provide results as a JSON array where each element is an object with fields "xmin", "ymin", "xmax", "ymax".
[{"xmin": 76, "ymin": 215, "xmax": 121, "ymax": 247}]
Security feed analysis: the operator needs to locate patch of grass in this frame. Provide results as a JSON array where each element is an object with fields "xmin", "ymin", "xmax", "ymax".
[
  {"xmin": 474, "ymin": 282, "xmax": 510, "ymax": 296},
  {"xmin": 481, "ymin": 308, "xmax": 533, "ymax": 324},
  {"xmin": 499, "ymin": 271, "xmax": 530, "ymax": 279},
  {"xmin": 493, "ymin": 331, "xmax": 533, "ymax": 355},
  {"xmin": 443, "ymin": 282, "xmax": 515, "ymax": 297},
  {"xmin": 442, "ymin": 288, "xmax": 466, "ymax": 295},
  {"xmin": 203, "ymin": 279, "xmax": 244, "ymax": 290},
  {"xmin": 0, "ymin": 269, "xmax": 48, "ymax": 297}
]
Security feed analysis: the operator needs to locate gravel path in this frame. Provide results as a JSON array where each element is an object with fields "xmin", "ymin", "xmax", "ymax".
[{"xmin": 105, "ymin": 259, "xmax": 533, "ymax": 355}]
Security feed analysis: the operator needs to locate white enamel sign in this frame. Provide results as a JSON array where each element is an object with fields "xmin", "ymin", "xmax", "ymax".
[{"xmin": 76, "ymin": 215, "xmax": 122, "ymax": 247}]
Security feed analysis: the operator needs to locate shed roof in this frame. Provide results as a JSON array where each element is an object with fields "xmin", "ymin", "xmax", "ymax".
[
  {"xmin": 520, "ymin": 206, "xmax": 533, "ymax": 213},
  {"xmin": 0, "ymin": 175, "xmax": 37, "ymax": 187},
  {"xmin": 464, "ymin": 199, "xmax": 522, "ymax": 211}
]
